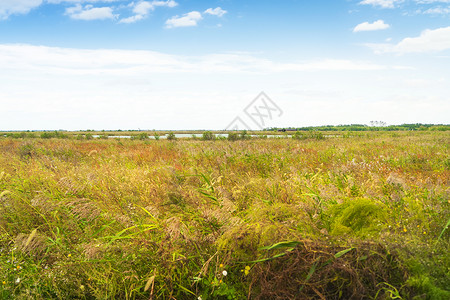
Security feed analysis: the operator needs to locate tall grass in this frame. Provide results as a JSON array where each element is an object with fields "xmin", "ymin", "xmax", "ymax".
[{"xmin": 0, "ymin": 132, "xmax": 448, "ymax": 299}]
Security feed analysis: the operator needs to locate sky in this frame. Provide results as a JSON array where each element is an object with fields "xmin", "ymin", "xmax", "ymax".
[{"xmin": 0, "ymin": 0, "xmax": 449, "ymax": 130}]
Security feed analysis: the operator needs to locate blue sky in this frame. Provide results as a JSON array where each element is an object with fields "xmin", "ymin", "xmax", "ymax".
[{"xmin": 0, "ymin": 0, "xmax": 449, "ymax": 130}]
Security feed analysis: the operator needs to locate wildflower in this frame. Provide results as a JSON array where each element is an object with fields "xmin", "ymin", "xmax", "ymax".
[
  {"xmin": 222, "ymin": 270, "xmax": 227, "ymax": 276},
  {"xmin": 198, "ymin": 297, "xmax": 202, "ymax": 300},
  {"xmin": 2, "ymin": 281, "xmax": 6, "ymax": 285},
  {"xmin": 423, "ymin": 231, "xmax": 427, "ymax": 234},
  {"xmin": 244, "ymin": 265, "xmax": 251, "ymax": 276},
  {"xmin": 219, "ymin": 264, "xmax": 224, "ymax": 268},
  {"xmin": 68, "ymin": 254, "xmax": 71, "ymax": 258},
  {"xmin": 403, "ymin": 228, "xmax": 407, "ymax": 232},
  {"xmin": 15, "ymin": 278, "xmax": 20, "ymax": 284}
]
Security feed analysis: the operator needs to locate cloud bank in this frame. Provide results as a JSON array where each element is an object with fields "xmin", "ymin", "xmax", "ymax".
[{"xmin": 368, "ymin": 26, "xmax": 450, "ymax": 54}]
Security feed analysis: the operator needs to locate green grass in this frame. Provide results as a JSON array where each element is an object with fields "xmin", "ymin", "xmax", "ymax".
[{"xmin": 0, "ymin": 131, "xmax": 449, "ymax": 299}]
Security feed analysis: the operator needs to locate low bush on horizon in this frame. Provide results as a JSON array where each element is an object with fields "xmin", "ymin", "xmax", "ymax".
[{"xmin": 0, "ymin": 132, "xmax": 448, "ymax": 299}]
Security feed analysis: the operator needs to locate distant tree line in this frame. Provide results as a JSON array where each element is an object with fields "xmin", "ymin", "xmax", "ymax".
[{"xmin": 269, "ymin": 124, "xmax": 449, "ymax": 132}]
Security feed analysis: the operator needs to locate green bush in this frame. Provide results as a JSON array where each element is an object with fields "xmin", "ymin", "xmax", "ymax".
[
  {"xmin": 167, "ymin": 132, "xmax": 176, "ymax": 140},
  {"xmin": 202, "ymin": 131, "xmax": 215, "ymax": 141},
  {"xmin": 227, "ymin": 132, "xmax": 239, "ymax": 141},
  {"xmin": 132, "ymin": 133, "xmax": 149, "ymax": 140}
]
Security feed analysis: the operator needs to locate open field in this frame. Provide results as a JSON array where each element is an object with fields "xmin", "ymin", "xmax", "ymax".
[{"xmin": 0, "ymin": 132, "xmax": 449, "ymax": 299}]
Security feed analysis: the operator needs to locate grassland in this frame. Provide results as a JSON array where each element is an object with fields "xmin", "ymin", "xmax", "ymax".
[{"xmin": 0, "ymin": 132, "xmax": 449, "ymax": 299}]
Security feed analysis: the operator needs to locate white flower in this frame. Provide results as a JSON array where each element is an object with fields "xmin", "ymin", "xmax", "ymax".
[
  {"xmin": 222, "ymin": 270, "xmax": 228, "ymax": 276},
  {"xmin": 15, "ymin": 278, "xmax": 20, "ymax": 284}
]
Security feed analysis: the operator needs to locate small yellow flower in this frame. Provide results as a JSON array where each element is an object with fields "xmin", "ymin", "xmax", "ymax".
[
  {"xmin": 423, "ymin": 231, "xmax": 426, "ymax": 234},
  {"xmin": 68, "ymin": 254, "xmax": 71, "ymax": 258},
  {"xmin": 219, "ymin": 279, "xmax": 222, "ymax": 284},
  {"xmin": 2, "ymin": 281, "xmax": 6, "ymax": 285},
  {"xmin": 244, "ymin": 266, "xmax": 251, "ymax": 276},
  {"xmin": 219, "ymin": 264, "xmax": 224, "ymax": 268},
  {"xmin": 17, "ymin": 266, "xmax": 21, "ymax": 270},
  {"xmin": 403, "ymin": 228, "xmax": 407, "ymax": 232}
]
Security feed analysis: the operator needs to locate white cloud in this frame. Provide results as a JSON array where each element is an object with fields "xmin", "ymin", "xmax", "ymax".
[
  {"xmin": 353, "ymin": 20, "xmax": 390, "ymax": 32},
  {"xmin": 0, "ymin": 44, "xmax": 402, "ymax": 76},
  {"xmin": 0, "ymin": 0, "xmax": 42, "ymax": 20},
  {"xmin": 132, "ymin": 1, "xmax": 154, "ymax": 15},
  {"xmin": 47, "ymin": 0, "xmax": 120, "ymax": 3},
  {"xmin": 2, "ymin": 43, "xmax": 446, "ymax": 131},
  {"xmin": 151, "ymin": 0, "xmax": 177, "ymax": 8},
  {"xmin": 422, "ymin": 6, "xmax": 450, "ymax": 14},
  {"xmin": 368, "ymin": 26, "xmax": 450, "ymax": 54},
  {"xmin": 165, "ymin": 11, "xmax": 202, "ymax": 28},
  {"xmin": 119, "ymin": 0, "xmax": 177, "ymax": 24},
  {"xmin": 65, "ymin": 4, "xmax": 116, "ymax": 20},
  {"xmin": 359, "ymin": 0, "xmax": 402, "ymax": 8},
  {"xmin": 118, "ymin": 14, "xmax": 144, "ymax": 24},
  {"xmin": 415, "ymin": 0, "xmax": 450, "ymax": 3},
  {"xmin": 204, "ymin": 7, "xmax": 227, "ymax": 17}
]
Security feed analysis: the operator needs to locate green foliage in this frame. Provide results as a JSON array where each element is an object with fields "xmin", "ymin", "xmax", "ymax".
[
  {"xmin": 239, "ymin": 130, "xmax": 250, "ymax": 140},
  {"xmin": 329, "ymin": 198, "xmax": 387, "ymax": 237},
  {"xmin": 407, "ymin": 275, "xmax": 450, "ymax": 300},
  {"xmin": 167, "ymin": 131, "xmax": 176, "ymax": 140},
  {"xmin": 132, "ymin": 132, "xmax": 149, "ymax": 140},
  {"xmin": 18, "ymin": 143, "xmax": 35, "ymax": 159},
  {"xmin": 293, "ymin": 131, "xmax": 324, "ymax": 140},
  {"xmin": 270, "ymin": 123, "xmax": 450, "ymax": 132},
  {"xmin": 227, "ymin": 132, "xmax": 239, "ymax": 141},
  {"xmin": 5, "ymin": 132, "xmax": 36, "ymax": 139},
  {"xmin": 202, "ymin": 131, "xmax": 215, "ymax": 141},
  {"xmin": 39, "ymin": 131, "xmax": 69, "ymax": 139}
]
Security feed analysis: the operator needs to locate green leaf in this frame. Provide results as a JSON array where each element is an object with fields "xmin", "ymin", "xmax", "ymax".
[
  {"xmin": 305, "ymin": 262, "xmax": 318, "ymax": 281},
  {"xmin": 177, "ymin": 284, "xmax": 195, "ymax": 296},
  {"xmin": 437, "ymin": 218, "xmax": 450, "ymax": 242},
  {"xmin": 259, "ymin": 241, "xmax": 302, "ymax": 251},
  {"xmin": 334, "ymin": 247, "xmax": 354, "ymax": 259},
  {"xmin": 245, "ymin": 252, "xmax": 289, "ymax": 263}
]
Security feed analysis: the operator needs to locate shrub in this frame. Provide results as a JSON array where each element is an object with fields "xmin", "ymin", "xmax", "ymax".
[
  {"xmin": 228, "ymin": 132, "xmax": 239, "ymax": 141},
  {"xmin": 293, "ymin": 131, "xmax": 306, "ymax": 140},
  {"xmin": 40, "ymin": 132, "xmax": 55, "ymax": 139},
  {"xmin": 202, "ymin": 131, "xmax": 215, "ymax": 141},
  {"xmin": 167, "ymin": 132, "xmax": 176, "ymax": 140},
  {"xmin": 132, "ymin": 133, "xmax": 149, "ymax": 140},
  {"xmin": 240, "ymin": 130, "xmax": 250, "ymax": 140}
]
